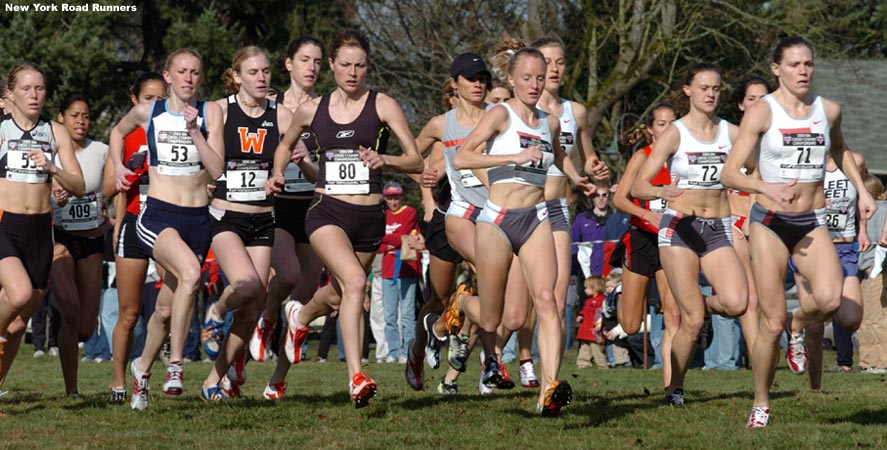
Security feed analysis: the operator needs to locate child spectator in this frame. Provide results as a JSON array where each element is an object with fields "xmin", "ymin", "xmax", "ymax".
[{"xmin": 576, "ymin": 276, "xmax": 607, "ymax": 368}]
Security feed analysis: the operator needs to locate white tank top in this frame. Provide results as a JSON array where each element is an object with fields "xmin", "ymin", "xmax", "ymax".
[
  {"xmin": 52, "ymin": 139, "xmax": 108, "ymax": 231},
  {"xmin": 0, "ymin": 115, "xmax": 57, "ymax": 184},
  {"xmin": 547, "ymin": 99, "xmax": 577, "ymax": 177},
  {"xmin": 758, "ymin": 95, "xmax": 829, "ymax": 183},
  {"xmin": 668, "ymin": 118, "xmax": 731, "ymax": 190},
  {"xmin": 824, "ymin": 164, "xmax": 857, "ymax": 239},
  {"xmin": 486, "ymin": 103, "xmax": 554, "ymax": 188}
]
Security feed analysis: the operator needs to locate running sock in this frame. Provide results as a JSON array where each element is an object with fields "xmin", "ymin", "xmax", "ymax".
[{"xmin": 520, "ymin": 359, "xmax": 532, "ymax": 366}]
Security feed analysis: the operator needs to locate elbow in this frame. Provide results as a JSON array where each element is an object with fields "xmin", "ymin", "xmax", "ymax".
[
  {"xmin": 408, "ymin": 156, "xmax": 424, "ymax": 174},
  {"xmin": 452, "ymin": 155, "xmax": 465, "ymax": 170},
  {"xmin": 72, "ymin": 181, "xmax": 87, "ymax": 198},
  {"xmin": 629, "ymin": 184, "xmax": 643, "ymax": 200}
]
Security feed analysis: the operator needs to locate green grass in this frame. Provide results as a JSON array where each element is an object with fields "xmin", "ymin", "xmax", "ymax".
[{"xmin": 2, "ymin": 347, "xmax": 886, "ymax": 449}]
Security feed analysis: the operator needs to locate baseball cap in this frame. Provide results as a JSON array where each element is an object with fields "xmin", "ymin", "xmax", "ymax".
[
  {"xmin": 450, "ymin": 53, "xmax": 490, "ymax": 80},
  {"xmin": 383, "ymin": 181, "xmax": 403, "ymax": 196}
]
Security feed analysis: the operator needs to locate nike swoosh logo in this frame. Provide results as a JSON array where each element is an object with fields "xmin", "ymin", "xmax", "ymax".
[
  {"xmin": 718, "ymin": 145, "xmax": 728, "ymax": 149},
  {"xmin": 813, "ymin": 120, "xmax": 823, "ymax": 125},
  {"xmin": 563, "ymin": 119, "xmax": 571, "ymax": 123}
]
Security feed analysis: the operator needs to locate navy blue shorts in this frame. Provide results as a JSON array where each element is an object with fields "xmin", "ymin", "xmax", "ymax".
[
  {"xmin": 117, "ymin": 212, "xmax": 150, "ymax": 260},
  {"xmin": 136, "ymin": 197, "xmax": 210, "ymax": 263}
]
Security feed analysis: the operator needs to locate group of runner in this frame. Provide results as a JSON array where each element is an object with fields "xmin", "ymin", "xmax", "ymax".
[{"xmin": 0, "ymin": 32, "xmax": 873, "ymax": 426}]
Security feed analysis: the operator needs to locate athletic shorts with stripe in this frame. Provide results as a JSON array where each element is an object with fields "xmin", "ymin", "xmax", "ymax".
[
  {"xmin": 136, "ymin": 197, "xmax": 211, "ymax": 263},
  {"xmin": 546, "ymin": 198, "xmax": 570, "ymax": 233},
  {"xmin": 117, "ymin": 212, "xmax": 150, "ymax": 260},
  {"xmin": 748, "ymin": 202, "xmax": 826, "ymax": 252},
  {"xmin": 476, "ymin": 200, "xmax": 549, "ymax": 254},
  {"xmin": 657, "ymin": 208, "xmax": 733, "ymax": 257}
]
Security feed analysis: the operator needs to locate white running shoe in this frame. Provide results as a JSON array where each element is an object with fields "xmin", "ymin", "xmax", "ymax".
[
  {"xmin": 249, "ymin": 316, "xmax": 276, "ymax": 362},
  {"xmin": 747, "ymin": 406, "xmax": 770, "ymax": 428},
  {"xmin": 786, "ymin": 330, "xmax": 808, "ymax": 374},
  {"xmin": 283, "ymin": 301, "xmax": 310, "ymax": 364},
  {"xmin": 162, "ymin": 363, "xmax": 183, "ymax": 396},
  {"xmin": 519, "ymin": 360, "xmax": 540, "ymax": 388},
  {"xmin": 130, "ymin": 358, "xmax": 150, "ymax": 411}
]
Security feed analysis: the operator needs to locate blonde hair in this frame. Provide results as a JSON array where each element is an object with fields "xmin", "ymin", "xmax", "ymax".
[
  {"xmin": 442, "ymin": 78, "xmax": 457, "ymax": 110},
  {"xmin": 864, "ymin": 174, "xmax": 885, "ymax": 200},
  {"xmin": 489, "ymin": 34, "xmax": 527, "ymax": 86},
  {"xmin": 164, "ymin": 48, "xmax": 203, "ymax": 72},
  {"xmin": 221, "ymin": 46, "xmax": 269, "ymax": 94},
  {"xmin": 606, "ymin": 270, "xmax": 622, "ymax": 285},
  {"xmin": 584, "ymin": 276, "xmax": 605, "ymax": 296}
]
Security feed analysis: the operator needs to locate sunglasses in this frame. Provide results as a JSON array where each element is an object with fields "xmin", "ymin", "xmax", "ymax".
[{"xmin": 592, "ymin": 192, "xmax": 609, "ymax": 198}]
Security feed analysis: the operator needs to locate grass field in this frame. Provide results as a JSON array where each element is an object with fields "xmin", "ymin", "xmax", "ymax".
[{"xmin": 2, "ymin": 346, "xmax": 886, "ymax": 449}]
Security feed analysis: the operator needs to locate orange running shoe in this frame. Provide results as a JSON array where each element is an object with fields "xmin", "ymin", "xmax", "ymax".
[
  {"xmin": 443, "ymin": 282, "xmax": 470, "ymax": 335},
  {"xmin": 350, "ymin": 372, "xmax": 377, "ymax": 409}
]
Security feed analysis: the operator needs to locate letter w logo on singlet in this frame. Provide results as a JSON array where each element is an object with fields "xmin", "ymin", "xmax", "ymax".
[{"xmin": 238, "ymin": 127, "xmax": 267, "ymax": 154}]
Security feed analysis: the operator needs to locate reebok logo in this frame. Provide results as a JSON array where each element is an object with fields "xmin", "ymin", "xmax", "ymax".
[{"xmin": 336, "ymin": 130, "xmax": 355, "ymax": 138}]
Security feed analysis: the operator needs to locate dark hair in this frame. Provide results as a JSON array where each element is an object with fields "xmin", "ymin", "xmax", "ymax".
[
  {"xmin": 58, "ymin": 92, "xmax": 90, "ymax": 115},
  {"xmin": 131, "ymin": 72, "xmax": 165, "ymax": 98},
  {"xmin": 733, "ymin": 76, "xmax": 771, "ymax": 111},
  {"xmin": 626, "ymin": 102, "xmax": 676, "ymax": 146},
  {"xmin": 280, "ymin": 36, "xmax": 323, "ymax": 73},
  {"xmin": 772, "ymin": 36, "xmax": 814, "ymax": 64},
  {"xmin": 442, "ymin": 78, "xmax": 457, "ymax": 110},
  {"xmin": 329, "ymin": 31, "xmax": 370, "ymax": 60},
  {"xmin": 6, "ymin": 62, "xmax": 46, "ymax": 92},
  {"xmin": 669, "ymin": 62, "xmax": 722, "ymax": 115}
]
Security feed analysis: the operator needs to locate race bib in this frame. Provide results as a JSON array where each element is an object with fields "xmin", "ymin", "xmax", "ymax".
[
  {"xmin": 514, "ymin": 133, "xmax": 554, "ymax": 187},
  {"xmin": 648, "ymin": 197, "xmax": 667, "ymax": 214},
  {"xmin": 324, "ymin": 149, "xmax": 369, "ymax": 194},
  {"xmin": 459, "ymin": 169, "xmax": 482, "ymax": 187},
  {"xmin": 825, "ymin": 209, "xmax": 848, "ymax": 232},
  {"xmin": 779, "ymin": 133, "xmax": 826, "ymax": 181},
  {"xmin": 6, "ymin": 139, "xmax": 52, "ymax": 183},
  {"xmin": 559, "ymin": 131, "xmax": 575, "ymax": 154},
  {"xmin": 225, "ymin": 159, "xmax": 270, "ymax": 202},
  {"xmin": 687, "ymin": 152, "xmax": 726, "ymax": 187},
  {"xmin": 58, "ymin": 193, "xmax": 101, "ymax": 231},
  {"xmin": 156, "ymin": 130, "xmax": 201, "ymax": 176},
  {"xmin": 284, "ymin": 161, "xmax": 318, "ymax": 193}
]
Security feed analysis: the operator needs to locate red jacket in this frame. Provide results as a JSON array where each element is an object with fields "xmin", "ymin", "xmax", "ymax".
[
  {"xmin": 577, "ymin": 294, "xmax": 605, "ymax": 343},
  {"xmin": 379, "ymin": 205, "xmax": 421, "ymax": 279}
]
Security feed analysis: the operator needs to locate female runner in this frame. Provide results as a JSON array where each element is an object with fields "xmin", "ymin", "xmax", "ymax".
[
  {"xmin": 633, "ymin": 63, "xmax": 748, "ymax": 407},
  {"xmin": 730, "ymin": 76, "xmax": 770, "ymax": 362},
  {"xmin": 0, "ymin": 63, "xmax": 84, "ymax": 391},
  {"xmin": 722, "ymin": 36, "xmax": 875, "ymax": 427},
  {"xmin": 404, "ymin": 54, "xmax": 491, "ymax": 393},
  {"xmin": 802, "ymin": 151, "xmax": 867, "ymax": 389},
  {"xmin": 453, "ymin": 47, "xmax": 591, "ymax": 415},
  {"xmin": 108, "ymin": 72, "xmax": 167, "ymax": 403},
  {"xmin": 110, "ymin": 48, "xmax": 225, "ymax": 410},
  {"xmin": 267, "ymin": 31, "xmax": 423, "ymax": 408},
  {"xmin": 198, "ymin": 46, "xmax": 292, "ymax": 401},
  {"xmin": 252, "ymin": 36, "xmax": 325, "ymax": 400},
  {"xmin": 50, "ymin": 93, "xmax": 112, "ymax": 398},
  {"xmin": 612, "ymin": 102, "xmax": 678, "ymax": 388}
]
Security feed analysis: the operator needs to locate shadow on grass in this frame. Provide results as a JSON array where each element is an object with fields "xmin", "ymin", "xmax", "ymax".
[
  {"xmin": 394, "ymin": 389, "xmax": 539, "ymax": 411},
  {"xmin": 831, "ymin": 408, "xmax": 887, "ymax": 425},
  {"xmin": 561, "ymin": 390, "xmax": 796, "ymax": 428}
]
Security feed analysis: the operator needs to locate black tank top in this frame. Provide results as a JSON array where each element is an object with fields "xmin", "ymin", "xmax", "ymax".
[
  {"xmin": 214, "ymin": 95, "xmax": 279, "ymax": 207},
  {"xmin": 311, "ymin": 90, "xmax": 389, "ymax": 195}
]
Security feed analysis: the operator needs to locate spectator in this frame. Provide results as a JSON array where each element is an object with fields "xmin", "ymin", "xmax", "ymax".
[
  {"xmin": 378, "ymin": 181, "xmax": 424, "ymax": 363},
  {"xmin": 31, "ymin": 291, "xmax": 60, "ymax": 358},
  {"xmin": 858, "ymin": 175, "xmax": 887, "ymax": 372},
  {"xmin": 571, "ymin": 182, "xmax": 629, "ymax": 279},
  {"xmin": 576, "ymin": 276, "xmax": 607, "ymax": 368}
]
